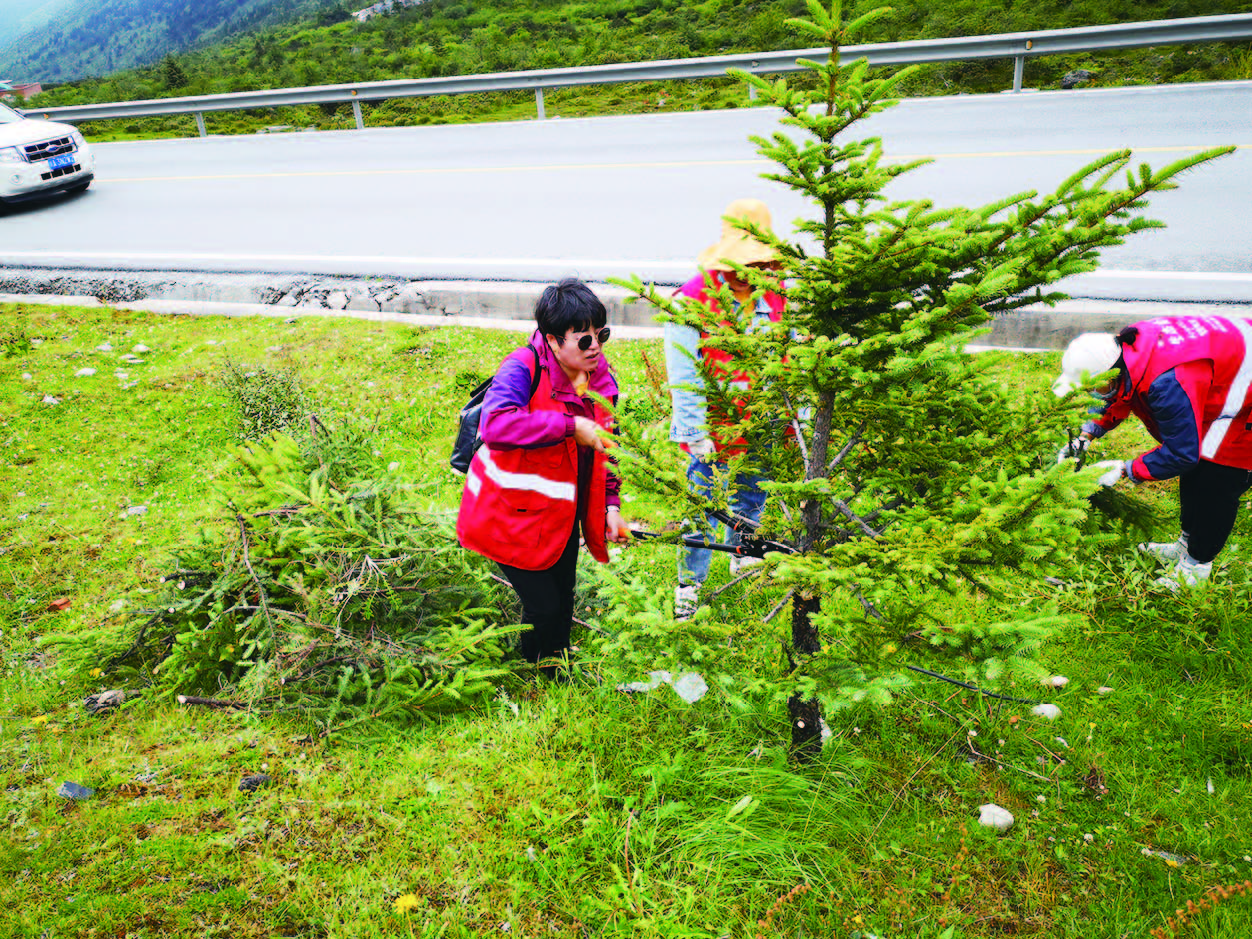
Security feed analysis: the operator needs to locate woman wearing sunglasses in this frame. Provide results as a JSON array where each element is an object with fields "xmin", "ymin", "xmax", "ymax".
[{"xmin": 457, "ymin": 278, "xmax": 631, "ymax": 675}]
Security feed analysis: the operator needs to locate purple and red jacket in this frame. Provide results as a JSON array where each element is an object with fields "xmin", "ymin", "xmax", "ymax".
[
  {"xmin": 478, "ymin": 330, "xmax": 621, "ymax": 509},
  {"xmin": 1084, "ymin": 316, "xmax": 1252, "ymax": 482}
]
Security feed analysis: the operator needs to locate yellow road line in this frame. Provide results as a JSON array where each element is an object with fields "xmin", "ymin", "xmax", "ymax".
[{"xmin": 103, "ymin": 144, "xmax": 1244, "ymax": 184}]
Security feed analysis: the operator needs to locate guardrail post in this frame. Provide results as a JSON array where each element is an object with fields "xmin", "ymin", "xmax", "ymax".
[
  {"xmin": 352, "ymin": 100, "xmax": 364, "ymax": 130},
  {"xmin": 1012, "ymin": 54, "xmax": 1025, "ymax": 92},
  {"xmin": 194, "ymin": 112, "xmax": 206, "ymax": 137},
  {"xmin": 535, "ymin": 88, "xmax": 546, "ymax": 120}
]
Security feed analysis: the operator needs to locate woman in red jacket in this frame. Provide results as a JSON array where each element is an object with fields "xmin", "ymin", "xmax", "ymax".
[
  {"xmin": 1054, "ymin": 316, "xmax": 1252, "ymax": 587},
  {"xmin": 457, "ymin": 279, "xmax": 630, "ymax": 672}
]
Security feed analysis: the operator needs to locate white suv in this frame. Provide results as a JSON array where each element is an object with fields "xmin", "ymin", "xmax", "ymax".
[{"xmin": 0, "ymin": 100, "xmax": 94, "ymax": 206}]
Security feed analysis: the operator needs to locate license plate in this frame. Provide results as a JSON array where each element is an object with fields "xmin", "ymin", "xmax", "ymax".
[{"xmin": 47, "ymin": 153, "xmax": 76, "ymax": 170}]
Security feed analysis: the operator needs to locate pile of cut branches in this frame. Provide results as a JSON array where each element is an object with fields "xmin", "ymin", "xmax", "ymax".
[{"xmin": 57, "ymin": 428, "xmax": 520, "ymax": 731}]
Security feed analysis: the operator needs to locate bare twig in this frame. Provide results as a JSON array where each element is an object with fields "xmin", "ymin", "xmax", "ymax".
[
  {"xmin": 828, "ymin": 422, "xmax": 865, "ymax": 471},
  {"xmin": 763, "ymin": 590, "xmax": 794, "ymax": 624},
  {"xmin": 832, "ymin": 499, "xmax": 882, "ymax": 540},
  {"xmin": 710, "ymin": 566, "xmax": 759, "ymax": 599},
  {"xmin": 870, "ymin": 725, "xmax": 967, "ymax": 841},
  {"xmin": 781, "ymin": 391, "xmax": 811, "ymax": 474},
  {"xmin": 176, "ymin": 695, "xmax": 248, "ymax": 711},
  {"xmin": 235, "ymin": 514, "xmax": 275, "ymax": 642},
  {"xmin": 966, "ymin": 740, "xmax": 1053, "ymax": 783},
  {"xmin": 853, "ymin": 588, "xmax": 883, "ymax": 620}
]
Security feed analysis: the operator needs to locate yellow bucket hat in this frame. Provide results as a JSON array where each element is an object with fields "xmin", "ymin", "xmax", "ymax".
[{"xmin": 696, "ymin": 198, "xmax": 779, "ymax": 272}]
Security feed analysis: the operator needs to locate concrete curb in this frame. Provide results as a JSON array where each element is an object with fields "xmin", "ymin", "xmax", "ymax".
[{"xmin": 1, "ymin": 268, "xmax": 1249, "ymax": 350}]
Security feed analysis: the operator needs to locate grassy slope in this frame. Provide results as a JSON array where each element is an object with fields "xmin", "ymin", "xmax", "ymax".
[
  {"xmin": 24, "ymin": 0, "xmax": 1252, "ymax": 142},
  {"xmin": 3, "ymin": 302, "xmax": 1252, "ymax": 937}
]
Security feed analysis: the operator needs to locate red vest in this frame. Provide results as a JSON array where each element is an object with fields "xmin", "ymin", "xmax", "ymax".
[
  {"xmin": 676, "ymin": 272, "xmax": 786, "ymax": 455},
  {"xmin": 1105, "ymin": 316, "xmax": 1252, "ymax": 474},
  {"xmin": 457, "ymin": 364, "xmax": 612, "ymax": 571}
]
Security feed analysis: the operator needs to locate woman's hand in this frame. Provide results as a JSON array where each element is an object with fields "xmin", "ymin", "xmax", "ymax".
[
  {"xmin": 573, "ymin": 416, "xmax": 607, "ymax": 452},
  {"xmin": 605, "ymin": 507, "xmax": 631, "ymax": 544}
]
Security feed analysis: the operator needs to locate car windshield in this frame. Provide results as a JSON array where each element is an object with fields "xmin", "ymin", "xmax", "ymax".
[{"xmin": 0, "ymin": 102, "xmax": 24, "ymax": 124}]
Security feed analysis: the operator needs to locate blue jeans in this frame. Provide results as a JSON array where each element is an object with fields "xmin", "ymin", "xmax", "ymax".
[{"xmin": 679, "ymin": 454, "xmax": 768, "ymax": 588}]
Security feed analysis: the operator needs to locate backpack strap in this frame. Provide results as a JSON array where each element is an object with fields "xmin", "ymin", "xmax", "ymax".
[{"xmin": 524, "ymin": 344, "xmax": 541, "ymax": 404}]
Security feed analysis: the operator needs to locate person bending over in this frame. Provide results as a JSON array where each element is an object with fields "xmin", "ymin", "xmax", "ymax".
[
  {"xmin": 457, "ymin": 279, "xmax": 631, "ymax": 670},
  {"xmin": 1054, "ymin": 316, "xmax": 1252, "ymax": 588}
]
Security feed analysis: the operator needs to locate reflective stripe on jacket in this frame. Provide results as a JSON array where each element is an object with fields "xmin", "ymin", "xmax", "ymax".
[
  {"xmin": 457, "ymin": 339, "xmax": 616, "ymax": 570},
  {"xmin": 1088, "ymin": 316, "xmax": 1252, "ymax": 480},
  {"xmin": 669, "ymin": 271, "xmax": 785, "ymax": 455}
]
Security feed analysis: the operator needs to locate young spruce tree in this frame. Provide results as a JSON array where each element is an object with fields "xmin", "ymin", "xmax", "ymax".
[{"xmin": 611, "ymin": 0, "xmax": 1232, "ymax": 756}]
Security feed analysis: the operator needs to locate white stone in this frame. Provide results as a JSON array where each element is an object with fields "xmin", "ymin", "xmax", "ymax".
[
  {"xmin": 1096, "ymin": 686, "xmax": 1114, "ymax": 695},
  {"xmin": 977, "ymin": 803, "xmax": 1014, "ymax": 833},
  {"xmin": 1042, "ymin": 675, "xmax": 1069, "ymax": 689},
  {"xmin": 96, "ymin": 343, "xmax": 113, "ymax": 352},
  {"xmin": 22, "ymin": 373, "xmax": 32, "ymax": 380},
  {"xmin": 42, "ymin": 395, "xmax": 60, "ymax": 405},
  {"xmin": 125, "ymin": 505, "xmax": 148, "ymax": 516},
  {"xmin": 1032, "ymin": 703, "xmax": 1061, "ymax": 720},
  {"xmin": 387, "ymin": 461, "xmax": 400, "ymax": 472},
  {"xmin": 132, "ymin": 344, "xmax": 151, "ymax": 353},
  {"xmin": 75, "ymin": 368, "xmax": 97, "ymax": 377}
]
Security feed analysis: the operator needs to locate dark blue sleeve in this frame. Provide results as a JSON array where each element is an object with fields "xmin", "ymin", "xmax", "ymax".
[{"xmin": 1138, "ymin": 368, "xmax": 1201, "ymax": 480}]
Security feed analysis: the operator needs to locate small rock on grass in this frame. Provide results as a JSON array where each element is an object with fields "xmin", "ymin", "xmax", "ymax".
[
  {"xmin": 57, "ymin": 781, "xmax": 96, "ymax": 801},
  {"xmin": 238, "ymin": 773, "xmax": 272, "ymax": 792},
  {"xmin": 74, "ymin": 368, "xmax": 97, "ymax": 377},
  {"xmin": 978, "ymin": 803, "xmax": 1014, "ymax": 832},
  {"xmin": 85, "ymin": 690, "xmax": 127, "ymax": 715},
  {"xmin": 1031, "ymin": 703, "xmax": 1061, "ymax": 720}
]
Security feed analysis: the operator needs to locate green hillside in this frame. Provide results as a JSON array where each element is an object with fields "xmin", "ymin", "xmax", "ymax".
[
  {"xmin": 0, "ymin": 0, "xmax": 342, "ymax": 83},
  {"xmin": 22, "ymin": 0, "xmax": 1252, "ymax": 138}
]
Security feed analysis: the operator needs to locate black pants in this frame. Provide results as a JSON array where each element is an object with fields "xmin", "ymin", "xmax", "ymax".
[
  {"xmin": 498, "ymin": 527, "xmax": 580, "ymax": 665},
  {"xmin": 1179, "ymin": 460, "xmax": 1252, "ymax": 563}
]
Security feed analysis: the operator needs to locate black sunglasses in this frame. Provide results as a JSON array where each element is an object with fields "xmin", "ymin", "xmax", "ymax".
[{"xmin": 575, "ymin": 327, "xmax": 611, "ymax": 351}]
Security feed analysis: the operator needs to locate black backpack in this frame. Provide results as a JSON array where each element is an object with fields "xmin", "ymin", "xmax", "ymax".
[{"xmin": 450, "ymin": 345, "xmax": 542, "ymax": 475}]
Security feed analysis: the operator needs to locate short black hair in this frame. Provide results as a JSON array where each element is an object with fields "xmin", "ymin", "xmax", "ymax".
[{"xmin": 534, "ymin": 278, "xmax": 607, "ymax": 340}]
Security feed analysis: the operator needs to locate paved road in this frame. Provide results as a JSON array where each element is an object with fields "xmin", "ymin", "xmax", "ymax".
[{"xmin": 2, "ymin": 80, "xmax": 1250, "ymax": 301}]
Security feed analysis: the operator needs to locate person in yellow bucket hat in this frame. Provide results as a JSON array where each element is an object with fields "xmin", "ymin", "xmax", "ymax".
[{"xmin": 665, "ymin": 198, "xmax": 787, "ymax": 619}]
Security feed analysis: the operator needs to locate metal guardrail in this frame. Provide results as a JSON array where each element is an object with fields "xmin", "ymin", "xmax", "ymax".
[{"xmin": 24, "ymin": 13, "xmax": 1252, "ymax": 136}]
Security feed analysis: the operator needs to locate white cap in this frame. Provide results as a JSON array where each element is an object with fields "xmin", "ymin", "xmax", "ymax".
[{"xmin": 1052, "ymin": 333, "xmax": 1121, "ymax": 397}]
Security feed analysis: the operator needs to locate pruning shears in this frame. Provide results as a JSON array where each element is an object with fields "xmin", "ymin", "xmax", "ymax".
[
  {"xmin": 1065, "ymin": 428, "xmax": 1089, "ymax": 470},
  {"xmin": 628, "ymin": 509, "xmax": 797, "ymax": 559}
]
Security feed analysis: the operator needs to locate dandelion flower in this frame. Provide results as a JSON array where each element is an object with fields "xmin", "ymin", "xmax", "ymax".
[
  {"xmin": 394, "ymin": 894, "xmax": 422, "ymax": 914},
  {"xmin": 89, "ymin": 668, "xmax": 102, "ymax": 678},
  {"xmin": 31, "ymin": 715, "xmax": 49, "ymax": 725}
]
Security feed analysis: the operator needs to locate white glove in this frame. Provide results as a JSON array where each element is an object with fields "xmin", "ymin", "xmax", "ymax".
[
  {"xmin": 1091, "ymin": 460, "xmax": 1125, "ymax": 487},
  {"xmin": 687, "ymin": 437, "xmax": 717, "ymax": 459},
  {"xmin": 1056, "ymin": 437, "xmax": 1088, "ymax": 464}
]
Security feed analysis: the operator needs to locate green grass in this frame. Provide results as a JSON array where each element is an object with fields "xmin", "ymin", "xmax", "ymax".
[{"xmin": 4, "ymin": 301, "xmax": 1252, "ymax": 938}]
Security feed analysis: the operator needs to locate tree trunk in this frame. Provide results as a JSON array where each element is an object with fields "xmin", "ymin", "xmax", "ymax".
[
  {"xmin": 789, "ymin": 593, "xmax": 823, "ymax": 761},
  {"xmin": 788, "ymin": 694, "xmax": 823, "ymax": 762}
]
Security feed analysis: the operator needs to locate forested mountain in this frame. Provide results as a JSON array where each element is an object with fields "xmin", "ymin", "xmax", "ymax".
[
  {"xmin": 17, "ymin": 0, "xmax": 1252, "ymax": 137},
  {"xmin": 0, "ymin": 0, "xmax": 343, "ymax": 82}
]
